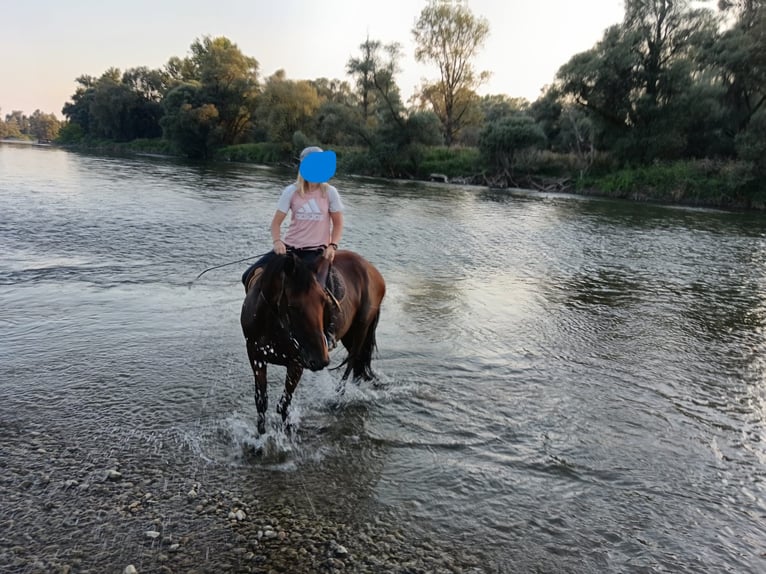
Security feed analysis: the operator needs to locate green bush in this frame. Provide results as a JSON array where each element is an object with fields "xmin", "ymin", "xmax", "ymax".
[
  {"xmin": 215, "ymin": 142, "xmax": 291, "ymax": 164},
  {"xmin": 56, "ymin": 123, "xmax": 85, "ymax": 144},
  {"xmin": 418, "ymin": 146, "xmax": 481, "ymax": 178},
  {"xmin": 336, "ymin": 147, "xmax": 384, "ymax": 177},
  {"xmin": 576, "ymin": 160, "xmax": 761, "ymax": 207},
  {"xmin": 124, "ymin": 138, "xmax": 175, "ymax": 155}
]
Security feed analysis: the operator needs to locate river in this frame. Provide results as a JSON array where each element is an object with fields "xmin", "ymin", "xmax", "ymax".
[{"xmin": 2, "ymin": 142, "xmax": 765, "ymax": 573}]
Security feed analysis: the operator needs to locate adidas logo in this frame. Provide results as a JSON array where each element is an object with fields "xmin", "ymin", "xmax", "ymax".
[{"xmin": 295, "ymin": 199, "xmax": 323, "ymax": 221}]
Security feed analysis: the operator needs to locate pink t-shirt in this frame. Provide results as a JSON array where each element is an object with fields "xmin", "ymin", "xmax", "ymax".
[{"xmin": 277, "ymin": 183, "xmax": 344, "ymax": 249}]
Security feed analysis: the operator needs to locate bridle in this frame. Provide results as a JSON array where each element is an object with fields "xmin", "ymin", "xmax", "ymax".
[
  {"xmin": 258, "ymin": 276, "xmax": 300, "ymax": 351},
  {"xmin": 256, "ymin": 263, "xmax": 337, "ymax": 353}
]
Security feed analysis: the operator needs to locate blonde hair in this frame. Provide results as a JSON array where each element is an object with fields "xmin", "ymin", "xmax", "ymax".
[{"xmin": 295, "ymin": 173, "xmax": 329, "ymax": 196}]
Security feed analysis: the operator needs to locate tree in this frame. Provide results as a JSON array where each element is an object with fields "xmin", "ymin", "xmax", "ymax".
[
  {"xmin": 556, "ymin": 0, "xmax": 719, "ymax": 162},
  {"xmin": 314, "ymin": 101, "xmax": 365, "ymax": 146},
  {"xmin": 479, "ymin": 115, "xmax": 546, "ymax": 181},
  {"xmin": 736, "ymin": 105, "xmax": 766, "ymax": 175},
  {"xmin": 309, "ymin": 77, "xmax": 355, "ymax": 106},
  {"xmin": 160, "ymin": 82, "xmax": 220, "ymax": 158},
  {"xmin": 29, "ymin": 110, "xmax": 61, "ymax": 141},
  {"xmin": 346, "ymin": 38, "xmax": 407, "ymax": 132},
  {"xmin": 701, "ymin": 0, "xmax": 766, "ymax": 144},
  {"xmin": 254, "ymin": 70, "xmax": 321, "ymax": 144},
  {"xmin": 480, "ymin": 94, "xmax": 529, "ymax": 124},
  {"xmin": 412, "ymin": 0, "xmax": 490, "ymax": 146},
  {"xmin": 72, "ymin": 67, "xmax": 164, "ymax": 141},
  {"xmin": 188, "ymin": 36, "xmax": 260, "ymax": 145},
  {"xmin": 346, "ymin": 37, "xmax": 383, "ymax": 121},
  {"xmin": 88, "ymin": 68, "xmax": 134, "ymax": 140},
  {"xmin": 62, "ymin": 75, "xmax": 97, "ymax": 134},
  {"xmin": 555, "ymin": 25, "xmax": 639, "ymax": 153},
  {"xmin": 0, "ymin": 108, "xmax": 22, "ymax": 139},
  {"xmin": 5, "ymin": 110, "xmax": 30, "ymax": 136}
]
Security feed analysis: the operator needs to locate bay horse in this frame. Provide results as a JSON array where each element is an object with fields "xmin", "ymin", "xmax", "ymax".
[{"xmin": 240, "ymin": 250, "xmax": 385, "ymax": 435}]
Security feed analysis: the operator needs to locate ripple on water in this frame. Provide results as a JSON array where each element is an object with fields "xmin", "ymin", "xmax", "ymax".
[{"xmin": 4, "ymin": 147, "xmax": 766, "ymax": 573}]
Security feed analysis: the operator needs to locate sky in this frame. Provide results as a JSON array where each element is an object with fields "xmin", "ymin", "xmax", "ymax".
[{"xmin": 0, "ymin": 0, "xmax": 625, "ymax": 119}]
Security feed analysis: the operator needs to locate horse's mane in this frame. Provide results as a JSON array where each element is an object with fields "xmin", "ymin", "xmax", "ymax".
[{"xmin": 259, "ymin": 253, "xmax": 316, "ymax": 297}]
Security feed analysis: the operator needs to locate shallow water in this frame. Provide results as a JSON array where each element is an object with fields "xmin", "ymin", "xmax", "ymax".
[{"xmin": 2, "ymin": 143, "xmax": 766, "ymax": 572}]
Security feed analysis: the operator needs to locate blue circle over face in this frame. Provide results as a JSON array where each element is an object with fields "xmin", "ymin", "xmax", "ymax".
[{"xmin": 299, "ymin": 151, "xmax": 336, "ymax": 183}]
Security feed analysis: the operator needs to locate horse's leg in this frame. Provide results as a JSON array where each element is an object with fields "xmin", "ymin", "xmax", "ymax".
[
  {"xmin": 353, "ymin": 307, "xmax": 381, "ymax": 381},
  {"xmin": 276, "ymin": 362, "xmax": 303, "ymax": 425},
  {"xmin": 246, "ymin": 338, "xmax": 268, "ymax": 435},
  {"xmin": 338, "ymin": 305, "xmax": 381, "ymax": 384}
]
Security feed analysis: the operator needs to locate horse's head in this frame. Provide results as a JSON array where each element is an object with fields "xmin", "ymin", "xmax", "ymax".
[{"xmin": 263, "ymin": 252, "xmax": 330, "ymax": 371}]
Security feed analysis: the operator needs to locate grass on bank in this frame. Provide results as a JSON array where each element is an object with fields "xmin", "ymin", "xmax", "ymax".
[
  {"xmin": 578, "ymin": 159, "xmax": 764, "ymax": 209},
  {"xmin": 57, "ymin": 135, "xmax": 765, "ymax": 210}
]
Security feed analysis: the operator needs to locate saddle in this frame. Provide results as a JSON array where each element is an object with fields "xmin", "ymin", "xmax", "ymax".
[{"xmin": 324, "ymin": 266, "xmax": 346, "ymax": 307}]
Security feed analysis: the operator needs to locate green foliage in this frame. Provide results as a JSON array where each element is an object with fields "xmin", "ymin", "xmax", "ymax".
[
  {"xmin": 736, "ymin": 106, "xmax": 766, "ymax": 175},
  {"xmin": 412, "ymin": 0, "xmax": 490, "ymax": 146},
  {"xmin": 28, "ymin": 110, "xmax": 61, "ymax": 140},
  {"xmin": 346, "ymin": 38, "xmax": 402, "ymax": 124},
  {"xmin": 0, "ymin": 109, "xmax": 60, "ymax": 141},
  {"xmin": 335, "ymin": 147, "xmax": 384, "ymax": 177},
  {"xmin": 56, "ymin": 122, "xmax": 84, "ymax": 144},
  {"xmin": 214, "ymin": 142, "xmax": 291, "ymax": 163},
  {"xmin": 555, "ymin": 0, "xmax": 720, "ymax": 162},
  {"xmin": 255, "ymin": 72, "xmax": 320, "ymax": 143},
  {"xmin": 578, "ymin": 159, "xmax": 763, "ymax": 207},
  {"xmin": 160, "ymin": 83, "xmax": 220, "ymax": 159},
  {"xmin": 419, "ymin": 146, "xmax": 481, "ymax": 178},
  {"xmin": 479, "ymin": 115, "xmax": 547, "ymax": 174},
  {"xmin": 41, "ymin": 14, "xmax": 765, "ymax": 210},
  {"xmin": 188, "ymin": 36, "xmax": 259, "ymax": 145},
  {"xmin": 315, "ymin": 101, "xmax": 366, "ymax": 146}
]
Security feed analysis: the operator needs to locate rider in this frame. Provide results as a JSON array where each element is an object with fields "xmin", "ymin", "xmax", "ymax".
[{"xmin": 242, "ymin": 146, "xmax": 344, "ymax": 344}]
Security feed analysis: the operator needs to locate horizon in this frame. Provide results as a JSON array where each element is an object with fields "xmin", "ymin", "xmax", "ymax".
[{"xmin": 0, "ymin": 0, "xmax": 626, "ymax": 119}]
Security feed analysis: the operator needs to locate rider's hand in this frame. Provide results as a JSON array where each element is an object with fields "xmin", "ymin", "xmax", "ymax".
[
  {"xmin": 324, "ymin": 243, "xmax": 337, "ymax": 262},
  {"xmin": 273, "ymin": 239, "xmax": 286, "ymax": 255}
]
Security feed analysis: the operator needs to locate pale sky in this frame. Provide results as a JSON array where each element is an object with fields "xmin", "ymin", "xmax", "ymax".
[{"xmin": 1, "ymin": 0, "xmax": 625, "ymax": 119}]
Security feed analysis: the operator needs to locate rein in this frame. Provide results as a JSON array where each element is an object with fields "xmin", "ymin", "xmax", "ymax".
[
  {"xmin": 253, "ymin": 254, "xmax": 337, "ymax": 353},
  {"xmin": 258, "ymin": 280, "xmax": 300, "ymax": 351},
  {"xmin": 188, "ymin": 250, "xmax": 271, "ymax": 289}
]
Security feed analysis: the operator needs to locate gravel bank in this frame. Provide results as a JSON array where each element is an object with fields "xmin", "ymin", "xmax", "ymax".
[{"xmin": 0, "ymin": 421, "xmax": 493, "ymax": 574}]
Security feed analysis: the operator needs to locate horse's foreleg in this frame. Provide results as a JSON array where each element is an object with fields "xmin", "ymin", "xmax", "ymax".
[
  {"xmin": 247, "ymin": 339, "xmax": 268, "ymax": 435},
  {"xmin": 254, "ymin": 368, "xmax": 268, "ymax": 435},
  {"xmin": 276, "ymin": 363, "xmax": 303, "ymax": 423}
]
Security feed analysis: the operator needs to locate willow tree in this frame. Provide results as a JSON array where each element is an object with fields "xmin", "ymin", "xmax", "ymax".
[
  {"xmin": 412, "ymin": 0, "xmax": 490, "ymax": 146},
  {"xmin": 346, "ymin": 38, "xmax": 406, "ymax": 131},
  {"xmin": 254, "ymin": 70, "xmax": 321, "ymax": 144},
  {"xmin": 167, "ymin": 36, "xmax": 261, "ymax": 146},
  {"xmin": 557, "ymin": 0, "xmax": 719, "ymax": 161}
]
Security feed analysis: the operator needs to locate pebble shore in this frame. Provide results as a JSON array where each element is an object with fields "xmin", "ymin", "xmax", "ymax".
[{"xmin": 0, "ymin": 423, "xmax": 493, "ymax": 573}]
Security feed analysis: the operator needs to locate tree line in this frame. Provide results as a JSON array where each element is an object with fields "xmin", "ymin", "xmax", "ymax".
[
  {"xmin": 19, "ymin": 0, "xmax": 766, "ymax": 203},
  {"xmin": 0, "ymin": 109, "xmax": 61, "ymax": 141}
]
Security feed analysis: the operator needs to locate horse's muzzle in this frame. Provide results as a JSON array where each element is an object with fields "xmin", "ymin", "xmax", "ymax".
[
  {"xmin": 303, "ymin": 354, "xmax": 330, "ymax": 372},
  {"xmin": 299, "ymin": 344, "xmax": 330, "ymax": 372}
]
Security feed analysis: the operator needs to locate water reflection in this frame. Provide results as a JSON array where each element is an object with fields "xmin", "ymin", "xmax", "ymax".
[
  {"xmin": 559, "ymin": 267, "xmax": 643, "ymax": 309},
  {"xmin": 3, "ymin": 144, "xmax": 766, "ymax": 573}
]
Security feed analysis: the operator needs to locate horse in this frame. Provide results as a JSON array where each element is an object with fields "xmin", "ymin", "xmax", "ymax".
[{"xmin": 240, "ymin": 249, "xmax": 385, "ymax": 435}]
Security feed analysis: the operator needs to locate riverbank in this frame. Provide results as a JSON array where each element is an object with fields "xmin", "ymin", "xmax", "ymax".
[
  {"xmin": 1, "ymin": 422, "xmax": 488, "ymax": 574},
  {"xmin": 39, "ymin": 138, "xmax": 766, "ymax": 211}
]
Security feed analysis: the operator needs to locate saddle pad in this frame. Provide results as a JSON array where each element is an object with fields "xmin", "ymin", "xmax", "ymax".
[
  {"xmin": 326, "ymin": 267, "xmax": 346, "ymax": 304},
  {"xmin": 246, "ymin": 266, "xmax": 264, "ymax": 292}
]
